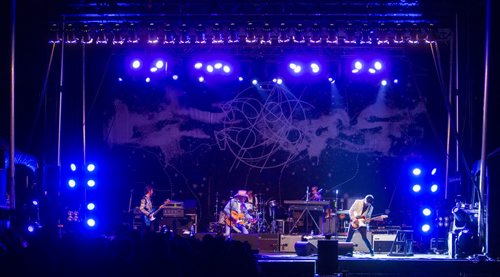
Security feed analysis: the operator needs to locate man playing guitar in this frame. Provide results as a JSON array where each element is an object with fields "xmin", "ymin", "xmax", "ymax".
[
  {"xmin": 345, "ymin": 194, "xmax": 377, "ymax": 256},
  {"xmin": 139, "ymin": 184, "xmax": 169, "ymax": 233},
  {"xmin": 223, "ymin": 190, "xmax": 255, "ymax": 236}
]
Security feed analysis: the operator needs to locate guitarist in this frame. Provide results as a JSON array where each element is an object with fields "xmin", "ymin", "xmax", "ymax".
[
  {"xmin": 139, "ymin": 184, "xmax": 157, "ymax": 233},
  {"xmin": 346, "ymin": 194, "xmax": 375, "ymax": 256},
  {"xmin": 223, "ymin": 190, "xmax": 254, "ymax": 237}
]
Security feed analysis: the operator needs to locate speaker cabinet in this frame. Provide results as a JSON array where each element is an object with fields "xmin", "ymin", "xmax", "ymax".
[
  {"xmin": 159, "ymin": 214, "xmax": 196, "ymax": 235},
  {"xmin": 295, "ymin": 241, "xmax": 317, "ymax": 256},
  {"xmin": 280, "ymin": 235, "xmax": 303, "ymax": 252},
  {"xmin": 372, "ymin": 233, "xmax": 396, "ymax": 253},
  {"xmin": 317, "ymin": 240, "xmax": 338, "ymax": 275}
]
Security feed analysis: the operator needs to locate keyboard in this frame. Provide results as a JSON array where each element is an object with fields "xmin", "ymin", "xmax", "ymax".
[{"xmin": 283, "ymin": 200, "xmax": 330, "ymax": 206}]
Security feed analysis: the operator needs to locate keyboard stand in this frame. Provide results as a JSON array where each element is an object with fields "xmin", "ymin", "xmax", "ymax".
[{"xmin": 288, "ymin": 200, "xmax": 322, "ymax": 235}]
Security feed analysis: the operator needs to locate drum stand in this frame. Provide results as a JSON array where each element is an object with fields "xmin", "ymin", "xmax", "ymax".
[{"xmin": 256, "ymin": 195, "xmax": 269, "ymax": 233}]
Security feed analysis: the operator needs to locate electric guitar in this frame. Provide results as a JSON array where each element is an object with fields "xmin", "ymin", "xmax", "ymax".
[
  {"xmin": 350, "ymin": 214, "xmax": 388, "ymax": 229},
  {"xmin": 144, "ymin": 199, "xmax": 170, "ymax": 226},
  {"xmin": 225, "ymin": 210, "xmax": 254, "ymax": 230}
]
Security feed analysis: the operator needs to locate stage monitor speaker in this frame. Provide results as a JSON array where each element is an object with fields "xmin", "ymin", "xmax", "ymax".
[
  {"xmin": 338, "ymin": 242, "xmax": 354, "ymax": 256},
  {"xmin": 317, "ymin": 240, "xmax": 339, "ymax": 275},
  {"xmin": 373, "ymin": 233, "xmax": 396, "ymax": 253},
  {"xmin": 294, "ymin": 241, "xmax": 317, "ymax": 256}
]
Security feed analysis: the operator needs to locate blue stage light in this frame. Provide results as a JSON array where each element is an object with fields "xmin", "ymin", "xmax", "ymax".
[
  {"xmin": 431, "ymin": 183, "xmax": 439, "ymax": 193},
  {"xmin": 206, "ymin": 65, "xmax": 214, "ymax": 73},
  {"xmin": 412, "ymin": 184, "xmax": 421, "ymax": 192},
  {"xmin": 214, "ymin": 62, "xmax": 223, "ymax": 70},
  {"xmin": 223, "ymin": 65, "xmax": 231, "ymax": 73},
  {"xmin": 70, "ymin": 163, "xmax": 77, "ymax": 172},
  {"xmin": 310, "ymin": 63, "xmax": 320, "ymax": 73},
  {"xmin": 194, "ymin": 62, "xmax": 203, "ymax": 69},
  {"xmin": 32, "ymin": 200, "xmax": 39, "ymax": 206},
  {"xmin": 87, "ymin": 203, "xmax": 96, "ymax": 211},
  {"xmin": 87, "ymin": 180, "xmax": 96, "ymax": 188},
  {"xmin": 381, "ymin": 80, "xmax": 388, "ymax": 86},
  {"xmin": 27, "ymin": 225, "xmax": 35, "ymax": 233},
  {"xmin": 252, "ymin": 79, "xmax": 258, "ymax": 85},
  {"xmin": 374, "ymin": 61, "xmax": 383, "ymax": 70},
  {"xmin": 368, "ymin": 68, "xmax": 376, "ymax": 74},
  {"xmin": 431, "ymin": 168, "xmax": 437, "ymax": 175},
  {"xmin": 145, "ymin": 77, "xmax": 151, "ymax": 83},
  {"xmin": 68, "ymin": 179, "xmax": 76, "ymax": 188},
  {"xmin": 421, "ymin": 224, "xmax": 431, "ymax": 233},
  {"xmin": 87, "ymin": 164, "xmax": 95, "ymax": 172},
  {"xmin": 155, "ymin": 60, "xmax": 164, "ymax": 69},
  {"xmin": 86, "ymin": 218, "xmax": 96, "ymax": 227},
  {"xmin": 238, "ymin": 76, "xmax": 244, "ymax": 81},
  {"xmin": 412, "ymin": 167, "xmax": 422, "ymax": 176},
  {"xmin": 422, "ymin": 208, "xmax": 432, "ymax": 216},
  {"xmin": 354, "ymin": 61, "xmax": 363, "ymax": 70},
  {"xmin": 131, "ymin": 59, "xmax": 141, "ymax": 69},
  {"xmin": 198, "ymin": 76, "xmax": 205, "ymax": 83}
]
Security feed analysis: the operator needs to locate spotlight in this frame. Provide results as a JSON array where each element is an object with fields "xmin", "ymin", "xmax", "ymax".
[
  {"xmin": 421, "ymin": 224, "xmax": 431, "ymax": 233},
  {"xmin": 70, "ymin": 163, "xmax": 77, "ymax": 171},
  {"xmin": 276, "ymin": 78, "xmax": 283, "ymax": 85},
  {"xmin": 214, "ymin": 63, "xmax": 223, "ymax": 70},
  {"xmin": 194, "ymin": 62, "xmax": 203, "ymax": 69},
  {"xmin": 393, "ymin": 79, "xmax": 399, "ymax": 84},
  {"xmin": 155, "ymin": 60, "xmax": 164, "ymax": 69},
  {"xmin": 212, "ymin": 23, "xmax": 224, "ymax": 44},
  {"xmin": 381, "ymin": 80, "xmax": 388, "ymax": 86},
  {"xmin": 87, "ymin": 180, "xmax": 96, "ymax": 188},
  {"xmin": 351, "ymin": 69, "xmax": 360, "ymax": 74},
  {"xmin": 27, "ymin": 225, "xmax": 35, "ymax": 233},
  {"xmin": 289, "ymin": 63, "xmax": 297, "ymax": 70},
  {"xmin": 252, "ymin": 79, "xmax": 258, "ymax": 85},
  {"xmin": 118, "ymin": 77, "xmax": 123, "ymax": 82},
  {"xmin": 354, "ymin": 61, "xmax": 363, "ymax": 70},
  {"xmin": 310, "ymin": 63, "xmax": 320, "ymax": 73},
  {"xmin": 228, "ymin": 22, "xmax": 239, "ymax": 43},
  {"xmin": 131, "ymin": 60, "xmax": 141, "ymax": 69},
  {"xmin": 238, "ymin": 76, "xmax": 244, "ymax": 81},
  {"xmin": 147, "ymin": 23, "xmax": 159, "ymax": 44},
  {"xmin": 422, "ymin": 208, "xmax": 432, "ymax": 216},
  {"xmin": 145, "ymin": 77, "xmax": 151, "ymax": 83},
  {"xmin": 32, "ymin": 200, "xmax": 39, "ymax": 206},
  {"xmin": 68, "ymin": 179, "xmax": 76, "ymax": 188},
  {"xmin": 86, "ymin": 218, "xmax": 96, "ymax": 227},
  {"xmin": 431, "ymin": 168, "xmax": 437, "ymax": 175},
  {"xmin": 87, "ymin": 203, "xmax": 96, "ymax": 211},
  {"xmin": 374, "ymin": 61, "xmax": 383, "ymax": 70},
  {"xmin": 87, "ymin": 164, "xmax": 95, "ymax": 172},
  {"xmin": 412, "ymin": 167, "xmax": 422, "ymax": 176},
  {"xmin": 431, "ymin": 184, "xmax": 439, "ymax": 193},
  {"xmin": 412, "ymin": 184, "xmax": 421, "ymax": 192},
  {"xmin": 150, "ymin": 67, "xmax": 158, "ymax": 73},
  {"xmin": 293, "ymin": 65, "xmax": 302, "ymax": 74},
  {"xmin": 223, "ymin": 65, "xmax": 231, "ymax": 73},
  {"xmin": 368, "ymin": 68, "xmax": 376, "ymax": 74},
  {"xmin": 198, "ymin": 76, "xmax": 205, "ymax": 83},
  {"xmin": 206, "ymin": 65, "xmax": 214, "ymax": 73},
  {"xmin": 172, "ymin": 75, "xmax": 179, "ymax": 80}
]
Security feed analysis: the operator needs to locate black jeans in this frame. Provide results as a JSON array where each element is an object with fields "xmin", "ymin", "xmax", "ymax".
[{"xmin": 346, "ymin": 226, "xmax": 374, "ymax": 254}]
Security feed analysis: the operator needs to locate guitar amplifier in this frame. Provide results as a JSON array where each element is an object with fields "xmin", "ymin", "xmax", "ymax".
[
  {"xmin": 163, "ymin": 207, "xmax": 184, "ymax": 218},
  {"xmin": 373, "ymin": 233, "xmax": 396, "ymax": 253}
]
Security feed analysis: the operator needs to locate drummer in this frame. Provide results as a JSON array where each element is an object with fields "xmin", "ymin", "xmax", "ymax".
[{"xmin": 246, "ymin": 190, "xmax": 259, "ymax": 215}]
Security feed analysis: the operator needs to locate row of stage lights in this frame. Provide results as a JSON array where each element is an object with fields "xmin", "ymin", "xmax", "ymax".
[
  {"xmin": 124, "ymin": 58, "xmax": 396, "ymax": 86},
  {"xmin": 49, "ymin": 22, "xmax": 437, "ymax": 46},
  {"xmin": 409, "ymin": 166, "xmax": 442, "ymax": 234},
  {"xmin": 66, "ymin": 163, "xmax": 98, "ymax": 228}
]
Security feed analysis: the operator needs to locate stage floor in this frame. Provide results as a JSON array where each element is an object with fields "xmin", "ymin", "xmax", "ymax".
[{"xmin": 256, "ymin": 252, "xmax": 500, "ymax": 276}]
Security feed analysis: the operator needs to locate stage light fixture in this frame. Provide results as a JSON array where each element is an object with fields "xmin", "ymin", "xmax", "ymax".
[
  {"xmin": 145, "ymin": 77, "xmax": 151, "ymax": 83},
  {"xmin": 172, "ymin": 75, "xmax": 179, "ymax": 80},
  {"xmin": 96, "ymin": 24, "xmax": 108, "ymax": 44},
  {"xmin": 150, "ymin": 67, "xmax": 158, "ymax": 73},
  {"xmin": 87, "ymin": 164, "xmax": 95, "ymax": 172},
  {"xmin": 65, "ymin": 24, "xmax": 78, "ymax": 44},
  {"xmin": 206, "ymin": 65, "xmax": 214, "ymax": 73},
  {"xmin": 49, "ymin": 24, "xmax": 61, "ymax": 44},
  {"xmin": 211, "ymin": 23, "xmax": 224, "ymax": 44},
  {"xmin": 163, "ymin": 23, "xmax": 175, "ymax": 44},
  {"xmin": 194, "ymin": 62, "xmax": 203, "ymax": 69},
  {"xmin": 393, "ymin": 79, "xmax": 399, "ymax": 84},
  {"xmin": 195, "ymin": 23, "xmax": 206, "ymax": 44},
  {"xmin": 252, "ymin": 79, "xmax": 258, "ymax": 85},
  {"xmin": 327, "ymin": 23, "xmax": 338, "ymax": 44},
  {"xmin": 228, "ymin": 23, "xmax": 239, "ymax": 43},
  {"xmin": 421, "ymin": 224, "xmax": 431, "ymax": 233},
  {"xmin": 412, "ymin": 184, "xmax": 421, "ymax": 192},
  {"xmin": 238, "ymin": 76, "xmax": 244, "ymax": 81},
  {"xmin": 278, "ymin": 23, "xmax": 290, "ymax": 43},
  {"xmin": 155, "ymin": 60, "xmax": 165, "ymax": 69},
  {"xmin": 223, "ymin": 65, "xmax": 231, "ymax": 73},
  {"xmin": 70, "ymin": 163, "xmax": 77, "ymax": 171},
  {"xmin": 131, "ymin": 60, "xmax": 141, "ymax": 69},
  {"xmin": 27, "ymin": 225, "xmax": 35, "ymax": 233},
  {"xmin": 245, "ymin": 22, "xmax": 257, "ymax": 43},
  {"xmin": 293, "ymin": 23, "xmax": 305, "ymax": 43},
  {"xmin": 431, "ymin": 168, "xmax": 437, "ymax": 175},
  {"xmin": 198, "ymin": 76, "xmax": 205, "ymax": 83},
  {"xmin": 179, "ymin": 23, "xmax": 191, "ymax": 44},
  {"xmin": 431, "ymin": 184, "xmax": 439, "ymax": 193},
  {"xmin": 32, "ymin": 200, "xmax": 39, "ymax": 206},
  {"xmin": 374, "ymin": 61, "xmax": 382, "ymax": 70},
  {"xmin": 81, "ymin": 24, "xmax": 93, "ymax": 44},
  {"xmin": 354, "ymin": 61, "xmax": 363, "ymax": 70},
  {"xmin": 422, "ymin": 208, "xmax": 432, "ymax": 216},
  {"xmin": 112, "ymin": 23, "xmax": 125, "ymax": 45},
  {"xmin": 261, "ymin": 23, "xmax": 272, "ymax": 44},
  {"xmin": 68, "ymin": 179, "xmax": 76, "ymax": 188},
  {"xmin": 368, "ymin": 68, "xmax": 376, "ymax": 74},
  {"xmin": 310, "ymin": 63, "xmax": 320, "ymax": 73},
  {"xmin": 86, "ymin": 218, "xmax": 96, "ymax": 227},
  {"xmin": 310, "ymin": 23, "xmax": 322, "ymax": 43},
  {"xmin": 381, "ymin": 80, "xmax": 388, "ymax": 86},
  {"xmin": 214, "ymin": 63, "xmax": 223, "ymax": 70},
  {"xmin": 87, "ymin": 180, "xmax": 96, "ymax": 188},
  {"xmin": 87, "ymin": 203, "xmax": 96, "ymax": 211},
  {"xmin": 276, "ymin": 78, "xmax": 283, "ymax": 85},
  {"xmin": 412, "ymin": 167, "xmax": 422, "ymax": 176},
  {"xmin": 351, "ymin": 69, "xmax": 360, "ymax": 74}
]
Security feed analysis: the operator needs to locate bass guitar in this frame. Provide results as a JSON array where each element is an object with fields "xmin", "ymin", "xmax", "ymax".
[
  {"xmin": 350, "ymin": 214, "xmax": 388, "ymax": 229},
  {"xmin": 144, "ymin": 199, "xmax": 170, "ymax": 226}
]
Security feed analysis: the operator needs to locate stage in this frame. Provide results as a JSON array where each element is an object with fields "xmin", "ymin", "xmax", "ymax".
[{"xmin": 256, "ymin": 252, "xmax": 500, "ymax": 276}]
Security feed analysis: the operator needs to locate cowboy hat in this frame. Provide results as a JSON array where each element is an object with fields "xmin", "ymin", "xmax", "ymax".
[{"xmin": 234, "ymin": 190, "xmax": 248, "ymax": 198}]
